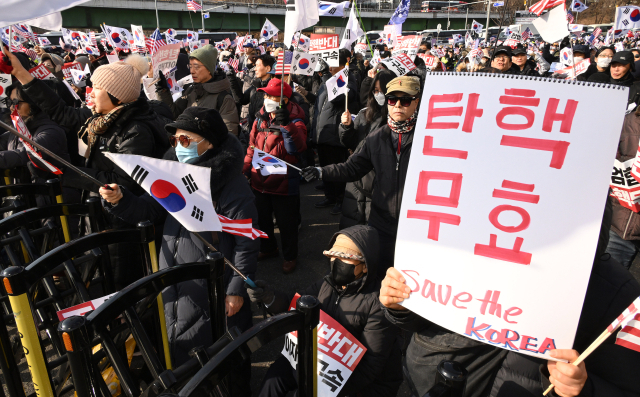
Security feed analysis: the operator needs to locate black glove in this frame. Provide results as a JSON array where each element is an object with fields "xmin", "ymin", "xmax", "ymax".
[
  {"xmin": 155, "ymin": 70, "xmax": 168, "ymax": 92},
  {"xmin": 301, "ymin": 166, "xmax": 321, "ymax": 182},
  {"xmin": 274, "ymin": 105, "xmax": 290, "ymax": 126},
  {"xmin": 246, "ymin": 280, "xmax": 274, "ymax": 305}
]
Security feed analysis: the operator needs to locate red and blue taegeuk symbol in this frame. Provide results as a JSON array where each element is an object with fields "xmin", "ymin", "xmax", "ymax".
[
  {"xmin": 111, "ymin": 32, "xmax": 122, "ymax": 43},
  {"xmin": 299, "ymin": 38, "xmax": 306, "ymax": 45},
  {"xmin": 630, "ymin": 9, "xmax": 640, "ymax": 22},
  {"xmin": 298, "ymin": 58, "xmax": 310, "ymax": 69},
  {"xmin": 150, "ymin": 180, "xmax": 186, "ymax": 212},
  {"xmin": 319, "ymin": 4, "xmax": 332, "ymax": 10},
  {"xmin": 337, "ymin": 76, "xmax": 346, "ymax": 87},
  {"xmin": 71, "ymin": 32, "xmax": 81, "ymax": 41},
  {"xmin": 262, "ymin": 157, "xmax": 279, "ymax": 163},
  {"xmin": 262, "ymin": 29, "xmax": 269, "ymax": 37},
  {"xmin": 188, "ymin": 33, "xmax": 195, "ymax": 40},
  {"xmin": 167, "ymin": 29, "xmax": 176, "ymax": 36}
]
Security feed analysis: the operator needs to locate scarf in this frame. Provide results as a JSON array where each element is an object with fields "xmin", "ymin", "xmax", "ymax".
[
  {"xmin": 387, "ymin": 112, "xmax": 417, "ymax": 135},
  {"xmin": 83, "ymin": 104, "xmax": 127, "ymax": 154}
]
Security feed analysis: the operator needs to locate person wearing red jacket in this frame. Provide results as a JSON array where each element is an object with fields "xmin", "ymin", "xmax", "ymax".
[{"xmin": 243, "ymin": 79, "xmax": 307, "ymax": 274}]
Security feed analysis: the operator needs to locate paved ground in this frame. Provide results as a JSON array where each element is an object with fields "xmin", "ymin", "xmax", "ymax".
[{"xmin": 2, "ymin": 180, "xmax": 640, "ymax": 396}]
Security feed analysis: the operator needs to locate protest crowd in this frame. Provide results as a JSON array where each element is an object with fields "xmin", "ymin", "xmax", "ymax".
[{"xmin": 2, "ymin": 0, "xmax": 640, "ymax": 396}]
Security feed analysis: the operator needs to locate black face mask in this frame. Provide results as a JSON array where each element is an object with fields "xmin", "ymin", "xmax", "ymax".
[{"xmin": 330, "ymin": 258, "xmax": 358, "ymax": 287}]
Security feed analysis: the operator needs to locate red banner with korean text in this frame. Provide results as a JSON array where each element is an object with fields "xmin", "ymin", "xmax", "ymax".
[
  {"xmin": 395, "ymin": 74, "xmax": 626, "ymax": 360},
  {"xmin": 281, "ymin": 294, "xmax": 367, "ymax": 396}
]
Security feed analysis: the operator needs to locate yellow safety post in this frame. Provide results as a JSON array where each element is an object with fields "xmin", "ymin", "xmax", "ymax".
[
  {"xmin": 55, "ymin": 195, "xmax": 71, "ymax": 243},
  {"xmin": 2, "ymin": 268, "xmax": 54, "ymax": 397}
]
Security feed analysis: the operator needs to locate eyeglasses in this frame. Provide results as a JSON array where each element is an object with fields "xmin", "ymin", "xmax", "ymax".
[
  {"xmin": 386, "ymin": 96, "xmax": 417, "ymax": 107},
  {"xmin": 188, "ymin": 64, "xmax": 203, "ymax": 71},
  {"xmin": 169, "ymin": 135, "xmax": 203, "ymax": 148},
  {"xmin": 3, "ymin": 98, "xmax": 25, "ymax": 108}
]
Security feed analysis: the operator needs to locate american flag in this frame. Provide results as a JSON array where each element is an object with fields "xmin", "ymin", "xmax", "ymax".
[
  {"xmin": 528, "ymin": 0, "xmax": 565, "ymax": 16},
  {"xmin": 521, "ymin": 28, "xmax": 532, "ymax": 40},
  {"xmin": 617, "ymin": 312, "xmax": 640, "ymax": 353},
  {"xmin": 593, "ymin": 27, "xmax": 602, "ymax": 38},
  {"xmin": 608, "ymin": 297, "xmax": 640, "ymax": 332},
  {"xmin": 228, "ymin": 57, "xmax": 240, "ymax": 72},
  {"xmin": 224, "ymin": 38, "xmax": 231, "ymax": 48},
  {"xmin": 146, "ymin": 28, "xmax": 166, "ymax": 55},
  {"xmin": 186, "ymin": 0, "xmax": 202, "ymax": 12},
  {"xmin": 90, "ymin": 31, "xmax": 97, "ymax": 46},
  {"xmin": 20, "ymin": 46, "xmax": 39, "ymax": 61},
  {"xmin": 566, "ymin": 10, "xmax": 574, "ymax": 23},
  {"xmin": 275, "ymin": 51, "xmax": 292, "ymax": 75},
  {"xmin": 217, "ymin": 214, "xmax": 267, "ymax": 240}
]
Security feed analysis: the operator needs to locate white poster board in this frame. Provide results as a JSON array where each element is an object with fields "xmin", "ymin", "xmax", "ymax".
[
  {"xmin": 395, "ymin": 74, "xmax": 627, "ymax": 360},
  {"xmin": 152, "ymin": 43, "xmax": 181, "ymax": 79},
  {"xmin": 392, "ymin": 35, "xmax": 421, "ymax": 60},
  {"xmin": 310, "ymin": 34, "xmax": 339, "ymax": 67}
]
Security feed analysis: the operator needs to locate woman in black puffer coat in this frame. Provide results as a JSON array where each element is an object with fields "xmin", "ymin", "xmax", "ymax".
[{"xmin": 338, "ymin": 70, "xmax": 396, "ymax": 229}]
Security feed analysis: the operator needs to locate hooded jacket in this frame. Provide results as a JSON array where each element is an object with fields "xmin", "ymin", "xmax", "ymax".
[
  {"xmin": 268, "ymin": 225, "xmax": 403, "ymax": 397},
  {"xmin": 104, "ymin": 134, "xmax": 260, "ymax": 366},
  {"xmin": 243, "ymin": 101, "xmax": 307, "ymax": 196},
  {"xmin": 311, "ymin": 73, "xmax": 360, "ymax": 147},
  {"xmin": 22, "ymin": 77, "xmax": 170, "ymax": 195},
  {"xmin": 158, "ymin": 70, "xmax": 240, "ymax": 136},
  {"xmin": 322, "ymin": 123, "xmax": 414, "ymax": 237}
]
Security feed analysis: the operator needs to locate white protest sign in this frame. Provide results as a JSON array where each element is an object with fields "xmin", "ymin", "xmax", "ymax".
[
  {"xmin": 56, "ymin": 292, "xmax": 118, "ymax": 321},
  {"xmin": 152, "ymin": 43, "xmax": 181, "ymax": 79},
  {"xmin": 380, "ymin": 53, "xmax": 416, "ymax": 76},
  {"xmin": 281, "ymin": 294, "xmax": 367, "ymax": 397},
  {"xmin": 62, "ymin": 62, "xmax": 82, "ymax": 80},
  {"xmin": 611, "ymin": 156, "xmax": 640, "ymax": 212},
  {"xmin": 554, "ymin": 58, "xmax": 591, "ymax": 79},
  {"xmin": 395, "ymin": 74, "xmax": 627, "ymax": 360},
  {"xmin": 419, "ymin": 54, "xmax": 440, "ymax": 71},
  {"xmin": 392, "ymin": 35, "xmax": 421, "ymax": 60},
  {"xmin": 28, "ymin": 64, "xmax": 56, "ymax": 81},
  {"xmin": 310, "ymin": 34, "xmax": 339, "ymax": 67}
]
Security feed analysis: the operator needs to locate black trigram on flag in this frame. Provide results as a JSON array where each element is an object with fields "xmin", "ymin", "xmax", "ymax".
[
  {"xmin": 623, "ymin": 19, "xmax": 630, "ymax": 26},
  {"xmin": 132, "ymin": 165, "xmax": 149, "ymax": 184},
  {"xmin": 182, "ymin": 174, "xmax": 199, "ymax": 194},
  {"xmin": 624, "ymin": 7, "xmax": 631, "ymax": 14},
  {"xmin": 191, "ymin": 205, "xmax": 204, "ymax": 221}
]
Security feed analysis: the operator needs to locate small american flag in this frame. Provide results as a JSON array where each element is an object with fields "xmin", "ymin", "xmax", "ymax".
[
  {"xmin": 217, "ymin": 214, "xmax": 267, "ymax": 240},
  {"xmin": 275, "ymin": 51, "xmax": 292, "ymax": 75},
  {"xmin": 617, "ymin": 312, "xmax": 640, "ymax": 353},
  {"xmin": 146, "ymin": 28, "xmax": 167, "ymax": 55},
  {"xmin": 566, "ymin": 10, "xmax": 574, "ymax": 23},
  {"xmin": 593, "ymin": 27, "xmax": 602, "ymax": 38},
  {"xmin": 20, "ymin": 46, "xmax": 38, "ymax": 61},
  {"xmin": 224, "ymin": 38, "xmax": 231, "ymax": 48},
  {"xmin": 529, "ymin": 0, "xmax": 564, "ymax": 16},
  {"xmin": 521, "ymin": 28, "xmax": 532, "ymax": 40},
  {"xmin": 228, "ymin": 58, "xmax": 240, "ymax": 72},
  {"xmin": 90, "ymin": 31, "xmax": 97, "ymax": 46},
  {"xmin": 608, "ymin": 297, "xmax": 640, "ymax": 332},
  {"xmin": 186, "ymin": 0, "xmax": 202, "ymax": 12}
]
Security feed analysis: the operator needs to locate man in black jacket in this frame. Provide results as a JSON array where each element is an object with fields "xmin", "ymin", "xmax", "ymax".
[
  {"xmin": 228, "ymin": 54, "xmax": 275, "ymax": 133},
  {"xmin": 302, "ymin": 76, "xmax": 421, "ymax": 274},
  {"xmin": 310, "ymin": 49, "xmax": 360, "ymax": 215},
  {"xmin": 248, "ymin": 225, "xmax": 403, "ymax": 397}
]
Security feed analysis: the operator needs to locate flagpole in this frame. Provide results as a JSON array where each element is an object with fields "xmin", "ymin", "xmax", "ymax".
[
  {"xmin": 345, "ymin": 61, "xmax": 349, "ymax": 113},
  {"xmin": 155, "ymin": 0, "xmax": 160, "ymax": 30},
  {"xmin": 354, "ymin": 0, "xmax": 374, "ymax": 56},
  {"xmin": 193, "ymin": 233, "xmax": 257, "ymax": 288},
  {"xmin": 200, "ymin": 0, "xmax": 205, "ymax": 32}
]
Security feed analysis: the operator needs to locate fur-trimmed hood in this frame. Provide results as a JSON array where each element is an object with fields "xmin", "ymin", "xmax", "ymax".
[{"xmin": 163, "ymin": 132, "xmax": 245, "ymax": 197}]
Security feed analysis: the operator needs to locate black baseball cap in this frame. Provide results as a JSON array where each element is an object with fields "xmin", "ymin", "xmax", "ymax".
[
  {"xmin": 612, "ymin": 51, "xmax": 634, "ymax": 65},
  {"xmin": 493, "ymin": 45, "xmax": 512, "ymax": 58},
  {"xmin": 512, "ymin": 44, "xmax": 527, "ymax": 55}
]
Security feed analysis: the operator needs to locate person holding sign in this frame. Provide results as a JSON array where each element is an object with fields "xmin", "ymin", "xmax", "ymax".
[
  {"xmin": 303, "ymin": 76, "xmax": 421, "ymax": 274},
  {"xmin": 247, "ymin": 225, "xmax": 403, "ymax": 397},
  {"xmin": 379, "ymin": 216, "xmax": 640, "ymax": 397}
]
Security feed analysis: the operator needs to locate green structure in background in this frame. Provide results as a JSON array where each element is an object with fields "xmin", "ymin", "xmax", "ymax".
[{"xmin": 61, "ymin": 6, "xmax": 492, "ymax": 32}]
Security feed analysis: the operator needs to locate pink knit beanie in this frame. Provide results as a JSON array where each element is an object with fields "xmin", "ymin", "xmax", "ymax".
[{"xmin": 91, "ymin": 54, "xmax": 148, "ymax": 104}]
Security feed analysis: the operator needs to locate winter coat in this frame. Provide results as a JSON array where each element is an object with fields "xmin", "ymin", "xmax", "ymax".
[
  {"xmin": 22, "ymin": 78, "xmax": 170, "ymax": 196},
  {"xmin": 243, "ymin": 101, "xmax": 307, "ymax": 196},
  {"xmin": 311, "ymin": 74, "xmax": 360, "ymax": 147},
  {"xmin": 338, "ymin": 108, "xmax": 384, "ymax": 229},
  {"xmin": 158, "ymin": 70, "xmax": 239, "ymax": 136},
  {"xmin": 359, "ymin": 76, "xmax": 374, "ymax": 109},
  {"xmin": 240, "ymin": 67, "xmax": 256, "ymax": 118},
  {"xmin": 487, "ymin": 253, "xmax": 640, "ymax": 397},
  {"xmin": 611, "ymin": 110, "xmax": 640, "ymax": 240},
  {"xmin": 268, "ymin": 225, "xmax": 403, "ymax": 397},
  {"xmin": 104, "ymin": 134, "xmax": 260, "ymax": 366},
  {"xmin": 228, "ymin": 74, "xmax": 270, "ymax": 131},
  {"xmin": 512, "ymin": 55, "xmax": 550, "ymax": 76},
  {"xmin": 322, "ymin": 123, "xmax": 413, "ymax": 237}
]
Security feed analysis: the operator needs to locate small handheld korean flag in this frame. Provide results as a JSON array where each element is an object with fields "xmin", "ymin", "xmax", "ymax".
[
  {"xmin": 571, "ymin": 0, "xmax": 588, "ymax": 12},
  {"xmin": 471, "ymin": 20, "xmax": 484, "ymax": 33},
  {"xmin": 259, "ymin": 18, "xmax": 279, "ymax": 43},
  {"xmin": 104, "ymin": 153, "xmax": 222, "ymax": 232},
  {"xmin": 339, "ymin": 2, "xmax": 364, "ymax": 50},
  {"xmin": 291, "ymin": 50, "xmax": 318, "ymax": 76},
  {"xmin": 252, "ymin": 149, "xmax": 288, "ymax": 175},
  {"xmin": 326, "ymin": 67, "xmax": 349, "ymax": 102}
]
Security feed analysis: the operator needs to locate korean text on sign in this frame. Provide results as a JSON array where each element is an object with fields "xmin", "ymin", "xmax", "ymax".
[
  {"xmin": 310, "ymin": 34, "xmax": 339, "ymax": 67},
  {"xmin": 395, "ymin": 75, "xmax": 626, "ymax": 360}
]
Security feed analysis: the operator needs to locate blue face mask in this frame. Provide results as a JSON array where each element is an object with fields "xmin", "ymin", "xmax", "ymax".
[{"xmin": 175, "ymin": 139, "xmax": 203, "ymax": 164}]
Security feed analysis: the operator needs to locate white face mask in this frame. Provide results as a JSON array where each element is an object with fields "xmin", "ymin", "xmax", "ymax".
[
  {"xmin": 264, "ymin": 98, "xmax": 279, "ymax": 113},
  {"xmin": 573, "ymin": 56, "xmax": 584, "ymax": 62},
  {"xmin": 374, "ymin": 92, "xmax": 385, "ymax": 106},
  {"xmin": 597, "ymin": 58, "xmax": 612, "ymax": 68}
]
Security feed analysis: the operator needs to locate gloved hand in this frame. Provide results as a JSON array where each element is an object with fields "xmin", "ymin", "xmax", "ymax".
[
  {"xmin": 246, "ymin": 280, "xmax": 274, "ymax": 305},
  {"xmin": 301, "ymin": 166, "xmax": 321, "ymax": 182},
  {"xmin": 155, "ymin": 70, "xmax": 168, "ymax": 92},
  {"xmin": 274, "ymin": 105, "xmax": 290, "ymax": 125}
]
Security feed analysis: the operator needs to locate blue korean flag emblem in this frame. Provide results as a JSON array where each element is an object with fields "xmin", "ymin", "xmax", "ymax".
[
  {"xmin": 337, "ymin": 76, "xmax": 346, "ymax": 87},
  {"xmin": 262, "ymin": 156, "xmax": 279, "ymax": 163},
  {"xmin": 319, "ymin": 4, "xmax": 332, "ymax": 10},
  {"xmin": 150, "ymin": 180, "xmax": 186, "ymax": 212},
  {"xmin": 298, "ymin": 58, "xmax": 310, "ymax": 69},
  {"xmin": 631, "ymin": 9, "xmax": 640, "ymax": 22}
]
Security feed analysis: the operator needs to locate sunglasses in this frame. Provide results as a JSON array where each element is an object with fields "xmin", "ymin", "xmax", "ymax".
[
  {"xmin": 386, "ymin": 96, "xmax": 417, "ymax": 107},
  {"xmin": 3, "ymin": 98, "xmax": 25, "ymax": 108},
  {"xmin": 169, "ymin": 135, "xmax": 202, "ymax": 148}
]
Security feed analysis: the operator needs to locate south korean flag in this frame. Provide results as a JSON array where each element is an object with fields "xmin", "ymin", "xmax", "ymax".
[
  {"xmin": 291, "ymin": 51, "xmax": 318, "ymax": 76},
  {"xmin": 252, "ymin": 149, "xmax": 288, "ymax": 175},
  {"xmin": 259, "ymin": 18, "xmax": 279, "ymax": 43},
  {"xmin": 104, "ymin": 153, "xmax": 221, "ymax": 232},
  {"xmin": 325, "ymin": 67, "xmax": 349, "ymax": 102}
]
